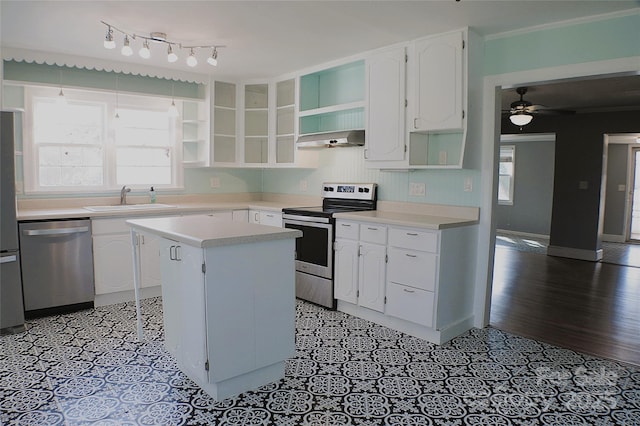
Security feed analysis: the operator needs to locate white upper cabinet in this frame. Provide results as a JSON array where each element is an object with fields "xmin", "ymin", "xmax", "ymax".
[
  {"xmin": 244, "ymin": 83, "xmax": 270, "ymax": 164},
  {"xmin": 365, "ymin": 46, "xmax": 406, "ymax": 162},
  {"xmin": 211, "ymin": 81, "xmax": 238, "ymax": 165},
  {"xmin": 412, "ymin": 30, "xmax": 464, "ymax": 132},
  {"xmin": 298, "ymin": 60, "xmax": 365, "ymax": 135}
]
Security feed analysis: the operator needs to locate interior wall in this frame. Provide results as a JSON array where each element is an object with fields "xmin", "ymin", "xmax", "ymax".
[
  {"xmin": 501, "ymin": 109, "xmax": 640, "ymax": 252},
  {"xmin": 495, "ymin": 138, "xmax": 555, "ymax": 236}
]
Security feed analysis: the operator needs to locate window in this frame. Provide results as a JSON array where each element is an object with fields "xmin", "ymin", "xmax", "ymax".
[
  {"xmin": 24, "ymin": 86, "xmax": 182, "ymax": 193},
  {"xmin": 498, "ymin": 145, "xmax": 515, "ymax": 205}
]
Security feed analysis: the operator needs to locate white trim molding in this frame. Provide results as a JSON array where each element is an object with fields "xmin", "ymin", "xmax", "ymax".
[
  {"xmin": 547, "ymin": 245, "xmax": 604, "ymax": 262},
  {"xmin": 2, "ymin": 47, "xmax": 210, "ymax": 84}
]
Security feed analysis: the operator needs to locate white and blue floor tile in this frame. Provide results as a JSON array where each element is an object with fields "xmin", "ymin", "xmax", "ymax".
[{"xmin": 1, "ymin": 298, "xmax": 639, "ymax": 425}]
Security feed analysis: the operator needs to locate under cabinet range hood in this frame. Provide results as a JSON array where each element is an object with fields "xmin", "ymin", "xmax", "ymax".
[{"xmin": 296, "ymin": 130, "xmax": 365, "ymax": 148}]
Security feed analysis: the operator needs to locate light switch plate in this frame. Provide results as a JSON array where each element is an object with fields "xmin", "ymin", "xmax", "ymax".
[
  {"xmin": 618, "ymin": 184, "xmax": 626, "ymax": 192},
  {"xmin": 579, "ymin": 181, "xmax": 588, "ymax": 190},
  {"xmin": 210, "ymin": 177, "xmax": 220, "ymax": 188},
  {"xmin": 464, "ymin": 177, "xmax": 473, "ymax": 192}
]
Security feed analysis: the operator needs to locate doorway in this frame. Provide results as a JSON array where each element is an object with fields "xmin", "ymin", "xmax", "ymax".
[{"xmin": 628, "ymin": 146, "xmax": 640, "ymax": 241}]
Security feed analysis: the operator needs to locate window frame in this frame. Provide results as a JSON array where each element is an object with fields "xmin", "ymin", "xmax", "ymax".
[
  {"xmin": 23, "ymin": 85, "xmax": 183, "ymax": 194},
  {"xmin": 498, "ymin": 145, "xmax": 515, "ymax": 206}
]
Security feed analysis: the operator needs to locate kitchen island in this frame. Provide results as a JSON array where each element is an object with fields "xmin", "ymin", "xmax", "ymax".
[{"xmin": 127, "ymin": 214, "xmax": 302, "ymax": 401}]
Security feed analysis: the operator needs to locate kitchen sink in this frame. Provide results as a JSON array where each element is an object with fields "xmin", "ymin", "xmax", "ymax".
[{"xmin": 84, "ymin": 203, "xmax": 176, "ymax": 212}]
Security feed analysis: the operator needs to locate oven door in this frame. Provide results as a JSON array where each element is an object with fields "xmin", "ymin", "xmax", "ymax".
[{"xmin": 283, "ymin": 217, "xmax": 333, "ymax": 279}]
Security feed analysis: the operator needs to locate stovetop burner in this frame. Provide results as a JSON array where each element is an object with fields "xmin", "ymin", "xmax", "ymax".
[{"xmin": 282, "ymin": 183, "xmax": 377, "ymax": 219}]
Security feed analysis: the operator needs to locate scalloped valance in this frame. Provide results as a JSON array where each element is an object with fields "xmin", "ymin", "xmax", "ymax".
[{"xmin": 2, "ymin": 47, "xmax": 210, "ymax": 84}]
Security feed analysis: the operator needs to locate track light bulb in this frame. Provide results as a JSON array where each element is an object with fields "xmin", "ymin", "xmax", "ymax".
[
  {"xmin": 207, "ymin": 48, "xmax": 218, "ymax": 66},
  {"xmin": 186, "ymin": 49, "xmax": 197, "ymax": 67},
  {"xmin": 104, "ymin": 27, "xmax": 115, "ymax": 49},
  {"xmin": 167, "ymin": 45, "xmax": 178, "ymax": 63},
  {"xmin": 121, "ymin": 35, "xmax": 133, "ymax": 56},
  {"xmin": 139, "ymin": 40, "xmax": 151, "ymax": 59}
]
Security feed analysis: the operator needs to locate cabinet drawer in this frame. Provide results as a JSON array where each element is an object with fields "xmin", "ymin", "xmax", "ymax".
[
  {"xmin": 336, "ymin": 221, "xmax": 359, "ymax": 240},
  {"xmin": 389, "ymin": 228, "xmax": 438, "ymax": 252},
  {"xmin": 387, "ymin": 247, "xmax": 437, "ymax": 291},
  {"xmin": 359, "ymin": 224, "xmax": 387, "ymax": 245},
  {"xmin": 92, "ymin": 218, "xmax": 130, "ymax": 235},
  {"xmin": 385, "ymin": 282, "xmax": 434, "ymax": 327}
]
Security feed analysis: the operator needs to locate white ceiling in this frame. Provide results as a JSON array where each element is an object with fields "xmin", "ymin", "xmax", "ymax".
[{"xmin": 1, "ymin": 1, "xmax": 637, "ymax": 81}]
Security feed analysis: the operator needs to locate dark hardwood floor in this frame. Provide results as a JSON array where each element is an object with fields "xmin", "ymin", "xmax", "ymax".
[{"xmin": 490, "ymin": 244, "xmax": 640, "ymax": 366}]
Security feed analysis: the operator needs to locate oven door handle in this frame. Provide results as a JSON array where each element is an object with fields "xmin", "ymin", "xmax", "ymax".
[{"xmin": 282, "ymin": 214, "xmax": 331, "ymax": 224}]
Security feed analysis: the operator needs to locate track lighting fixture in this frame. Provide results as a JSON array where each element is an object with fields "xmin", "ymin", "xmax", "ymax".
[
  {"xmin": 100, "ymin": 21, "xmax": 224, "ymax": 69},
  {"xmin": 104, "ymin": 26, "xmax": 115, "ymax": 49},
  {"xmin": 139, "ymin": 40, "xmax": 151, "ymax": 59},
  {"xmin": 186, "ymin": 49, "xmax": 197, "ymax": 67},
  {"xmin": 121, "ymin": 35, "xmax": 133, "ymax": 56},
  {"xmin": 167, "ymin": 45, "xmax": 178, "ymax": 63}
]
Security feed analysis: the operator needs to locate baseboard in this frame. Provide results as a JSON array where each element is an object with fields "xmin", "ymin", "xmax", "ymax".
[
  {"xmin": 95, "ymin": 286, "xmax": 162, "ymax": 307},
  {"xmin": 547, "ymin": 245, "xmax": 603, "ymax": 262},
  {"xmin": 496, "ymin": 229, "xmax": 549, "ymax": 240},
  {"xmin": 602, "ymin": 233, "xmax": 626, "ymax": 243}
]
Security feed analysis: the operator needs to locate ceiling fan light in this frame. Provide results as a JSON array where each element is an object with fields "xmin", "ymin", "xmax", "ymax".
[{"xmin": 509, "ymin": 113, "xmax": 533, "ymax": 126}]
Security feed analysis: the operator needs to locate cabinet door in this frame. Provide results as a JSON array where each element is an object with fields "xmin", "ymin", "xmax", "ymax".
[
  {"xmin": 366, "ymin": 46, "xmax": 406, "ymax": 161},
  {"xmin": 334, "ymin": 239, "xmax": 359, "ymax": 304},
  {"xmin": 159, "ymin": 239, "xmax": 180, "ymax": 356},
  {"xmin": 139, "ymin": 232, "xmax": 161, "ymax": 288},
  {"xmin": 358, "ymin": 243, "xmax": 386, "ymax": 312},
  {"xmin": 414, "ymin": 31, "xmax": 463, "ymax": 131},
  {"xmin": 93, "ymin": 234, "xmax": 134, "ymax": 294},
  {"xmin": 249, "ymin": 210, "xmax": 261, "ymax": 224},
  {"xmin": 178, "ymin": 244, "xmax": 208, "ymax": 386},
  {"xmin": 232, "ymin": 209, "xmax": 249, "ymax": 222},
  {"xmin": 260, "ymin": 211, "xmax": 283, "ymax": 228}
]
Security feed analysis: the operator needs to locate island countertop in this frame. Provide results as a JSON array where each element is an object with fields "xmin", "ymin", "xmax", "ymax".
[{"xmin": 127, "ymin": 214, "xmax": 302, "ymax": 248}]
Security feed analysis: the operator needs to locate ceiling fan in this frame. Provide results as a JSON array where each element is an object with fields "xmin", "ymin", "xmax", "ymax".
[{"xmin": 504, "ymin": 87, "xmax": 575, "ymax": 126}]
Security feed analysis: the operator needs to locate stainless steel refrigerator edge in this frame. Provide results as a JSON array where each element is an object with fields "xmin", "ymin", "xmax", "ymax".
[{"xmin": 1, "ymin": 111, "xmax": 26, "ymax": 333}]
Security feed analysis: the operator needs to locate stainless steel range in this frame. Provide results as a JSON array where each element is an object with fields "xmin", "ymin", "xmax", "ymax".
[{"xmin": 282, "ymin": 183, "xmax": 377, "ymax": 309}]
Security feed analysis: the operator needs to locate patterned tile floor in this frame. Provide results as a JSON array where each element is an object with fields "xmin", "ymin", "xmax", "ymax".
[{"xmin": 1, "ymin": 298, "xmax": 640, "ymax": 425}]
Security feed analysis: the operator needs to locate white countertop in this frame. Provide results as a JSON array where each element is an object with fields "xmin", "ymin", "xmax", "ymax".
[
  {"xmin": 17, "ymin": 201, "xmax": 294, "ymax": 221},
  {"xmin": 127, "ymin": 215, "xmax": 302, "ymax": 248},
  {"xmin": 333, "ymin": 210, "xmax": 478, "ymax": 230}
]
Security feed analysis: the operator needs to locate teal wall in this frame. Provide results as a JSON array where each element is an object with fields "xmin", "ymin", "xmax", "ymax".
[
  {"xmin": 484, "ymin": 12, "xmax": 640, "ymax": 75},
  {"xmin": 4, "ymin": 11, "xmax": 638, "ymax": 203},
  {"xmin": 263, "ymin": 148, "xmax": 481, "ymax": 206}
]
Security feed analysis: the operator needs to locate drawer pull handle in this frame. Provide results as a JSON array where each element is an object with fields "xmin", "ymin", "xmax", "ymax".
[
  {"xmin": 367, "ymin": 227, "xmax": 378, "ymax": 231},
  {"xmin": 341, "ymin": 224, "xmax": 352, "ymax": 227},
  {"xmin": 405, "ymin": 254, "xmax": 417, "ymax": 258},
  {"xmin": 406, "ymin": 232, "xmax": 418, "ymax": 236},
  {"xmin": 403, "ymin": 289, "xmax": 415, "ymax": 293}
]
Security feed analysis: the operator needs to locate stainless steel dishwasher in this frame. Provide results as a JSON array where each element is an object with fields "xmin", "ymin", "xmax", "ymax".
[{"xmin": 19, "ymin": 219, "xmax": 94, "ymax": 318}]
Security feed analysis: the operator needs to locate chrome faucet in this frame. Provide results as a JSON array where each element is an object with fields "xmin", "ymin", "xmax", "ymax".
[{"xmin": 120, "ymin": 186, "xmax": 131, "ymax": 205}]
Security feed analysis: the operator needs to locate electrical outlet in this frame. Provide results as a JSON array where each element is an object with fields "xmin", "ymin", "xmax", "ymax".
[
  {"xmin": 438, "ymin": 150, "xmax": 448, "ymax": 165},
  {"xmin": 618, "ymin": 184, "xmax": 626, "ymax": 192},
  {"xmin": 210, "ymin": 177, "xmax": 220, "ymax": 188},
  {"xmin": 299, "ymin": 180, "xmax": 308, "ymax": 192},
  {"xmin": 464, "ymin": 177, "xmax": 473, "ymax": 192},
  {"xmin": 579, "ymin": 180, "xmax": 588, "ymax": 190},
  {"xmin": 409, "ymin": 182, "xmax": 426, "ymax": 197}
]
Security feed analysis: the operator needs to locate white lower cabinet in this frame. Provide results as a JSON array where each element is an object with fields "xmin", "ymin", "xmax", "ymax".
[
  {"xmin": 249, "ymin": 209, "xmax": 283, "ymax": 227},
  {"xmin": 334, "ymin": 220, "xmax": 386, "ymax": 313},
  {"xmin": 157, "ymin": 235, "xmax": 296, "ymax": 401},
  {"xmin": 92, "ymin": 210, "xmax": 244, "ymax": 301},
  {"xmin": 160, "ymin": 239, "xmax": 208, "ymax": 385},
  {"xmin": 335, "ymin": 218, "xmax": 476, "ymax": 345}
]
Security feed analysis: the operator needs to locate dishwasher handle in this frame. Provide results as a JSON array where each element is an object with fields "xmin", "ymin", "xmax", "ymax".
[{"xmin": 23, "ymin": 226, "xmax": 89, "ymax": 236}]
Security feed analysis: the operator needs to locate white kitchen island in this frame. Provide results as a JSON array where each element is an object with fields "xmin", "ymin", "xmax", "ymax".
[{"xmin": 127, "ymin": 215, "xmax": 302, "ymax": 401}]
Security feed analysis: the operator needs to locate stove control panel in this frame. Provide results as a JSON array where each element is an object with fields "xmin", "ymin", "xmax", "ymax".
[{"xmin": 322, "ymin": 183, "xmax": 377, "ymax": 200}]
